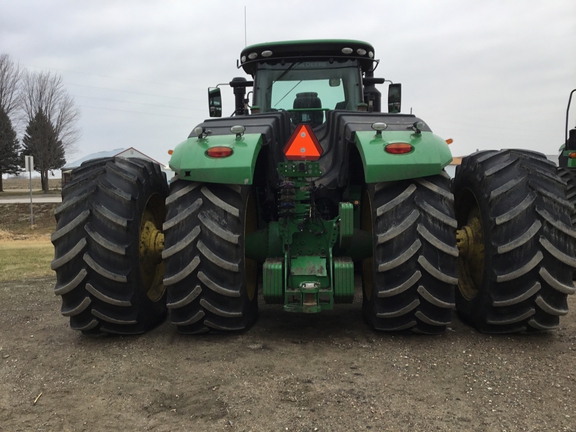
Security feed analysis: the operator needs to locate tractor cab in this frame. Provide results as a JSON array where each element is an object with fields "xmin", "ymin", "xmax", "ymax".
[{"xmin": 208, "ymin": 40, "xmax": 401, "ymax": 120}]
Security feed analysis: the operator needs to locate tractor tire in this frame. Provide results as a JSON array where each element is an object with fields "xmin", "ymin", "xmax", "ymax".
[
  {"xmin": 162, "ymin": 180, "xmax": 258, "ymax": 334},
  {"xmin": 453, "ymin": 150, "xmax": 576, "ymax": 333},
  {"xmin": 51, "ymin": 157, "xmax": 169, "ymax": 334},
  {"xmin": 362, "ymin": 172, "xmax": 458, "ymax": 334}
]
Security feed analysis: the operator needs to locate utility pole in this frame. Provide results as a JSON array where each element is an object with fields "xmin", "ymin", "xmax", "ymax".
[{"xmin": 25, "ymin": 155, "xmax": 34, "ymax": 226}]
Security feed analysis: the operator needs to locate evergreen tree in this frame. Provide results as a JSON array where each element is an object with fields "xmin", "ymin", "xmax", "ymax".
[
  {"xmin": 0, "ymin": 106, "xmax": 20, "ymax": 192},
  {"xmin": 22, "ymin": 109, "xmax": 65, "ymax": 193}
]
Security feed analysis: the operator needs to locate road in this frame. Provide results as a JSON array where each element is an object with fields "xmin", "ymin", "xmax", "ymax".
[{"xmin": 0, "ymin": 194, "xmax": 61, "ymax": 204}]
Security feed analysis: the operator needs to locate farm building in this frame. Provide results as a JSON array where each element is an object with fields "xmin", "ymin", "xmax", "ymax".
[{"xmin": 61, "ymin": 147, "xmax": 172, "ymax": 186}]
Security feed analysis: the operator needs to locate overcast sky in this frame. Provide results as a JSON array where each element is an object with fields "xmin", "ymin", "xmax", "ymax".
[{"xmin": 1, "ymin": 0, "xmax": 575, "ymax": 168}]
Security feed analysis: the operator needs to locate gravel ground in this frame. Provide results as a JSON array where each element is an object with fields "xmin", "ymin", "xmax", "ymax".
[{"xmin": 1, "ymin": 274, "xmax": 575, "ymax": 432}]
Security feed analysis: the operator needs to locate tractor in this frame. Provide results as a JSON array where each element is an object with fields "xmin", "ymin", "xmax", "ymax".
[
  {"xmin": 51, "ymin": 40, "xmax": 576, "ymax": 335},
  {"xmin": 558, "ymin": 89, "xmax": 576, "ymax": 226}
]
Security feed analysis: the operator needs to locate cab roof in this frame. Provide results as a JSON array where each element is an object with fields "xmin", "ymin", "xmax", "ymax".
[{"xmin": 239, "ymin": 39, "xmax": 376, "ymax": 75}]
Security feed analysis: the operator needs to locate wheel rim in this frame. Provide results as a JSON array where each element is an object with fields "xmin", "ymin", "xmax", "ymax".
[
  {"xmin": 361, "ymin": 188, "xmax": 374, "ymax": 300},
  {"xmin": 139, "ymin": 193, "xmax": 166, "ymax": 302},
  {"xmin": 456, "ymin": 190, "xmax": 485, "ymax": 301},
  {"xmin": 245, "ymin": 192, "xmax": 258, "ymax": 301}
]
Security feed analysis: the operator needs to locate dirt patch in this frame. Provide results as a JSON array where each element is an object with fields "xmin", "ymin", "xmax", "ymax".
[
  {"xmin": 0, "ymin": 276, "xmax": 575, "ymax": 431},
  {"xmin": 0, "ymin": 203, "xmax": 57, "ymax": 238}
]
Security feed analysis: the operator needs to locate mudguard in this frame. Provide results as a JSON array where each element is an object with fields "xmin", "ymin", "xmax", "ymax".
[
  {"xmin": 168, "ymin": 133, "xmax": 263, "ymax": 185},
  {"xmin": 354, "ymin": 130, "xmax": 453, "ymax": 183}
]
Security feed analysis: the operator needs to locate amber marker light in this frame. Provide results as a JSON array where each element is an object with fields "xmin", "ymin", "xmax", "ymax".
[
  {"xmin": 569, "ymin": 152, "xmax": 576, "ymax": 159},
  {"xmin": 446, "ymin": 138, "xmax": 453, "ymax": 145},
  {"xmin": 385, "ymin": 143, "xmax": 413, "ymax": 154},
  {"xmin": 206, "ymin": 146, "xmax": 233, "ymax": 158},
  {"xmin": 168, "ymin": 150, "xmax": 173, "ymax": 155}
]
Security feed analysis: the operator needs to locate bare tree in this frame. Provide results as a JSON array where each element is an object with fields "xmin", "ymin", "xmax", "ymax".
[
  {"xmin": 0, "ymin": 53, "xmax": 21, "ymax": 117},
  {"xmin": 0, "ymin": 54, "xmax": 22, "ymax": 191},
  {"xmin": 20, "ymin": 70, "xmax": 80, "ymax": 157}
]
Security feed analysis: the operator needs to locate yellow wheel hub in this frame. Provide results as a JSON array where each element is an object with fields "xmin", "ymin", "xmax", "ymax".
[
  {"xmin": 139, "ymin": 196, "xmax": 166, "ymax": 302},
  {"xmin": 456, "ymin": 205, "xmax": 484, "ymax": 300}
]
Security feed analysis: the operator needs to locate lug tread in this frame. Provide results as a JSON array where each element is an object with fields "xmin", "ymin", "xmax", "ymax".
[
  {"xmin": 495, "ymin": 251, "xmax": 543, "ymax": 282},
  {"xmin": 197, "ymin": 240, "xmax": 240, "ymax": 272},
  {"xmin": 51, "ymin": 238, "xmax": 87, "ymax": 270},
  {"xmin": 61, "ymin": 296, "xmax": 91, "ymax": 317},
  {"xmin": 377, "ymin": 271, "xmax": 422, "ymax": 298},
  {"xmin": 162, "ymin": 226, "xmax": 201, "ymax": 260},
  {"xmin": 496, "ymin": 220, "xmax": 541, "ymax": 254},
  {"xmin": 492, "ymin": 282, "xmax": 541, "ymax": 307},
  {"xmin": 86, "ymin": 282, "xmax": 131, "ymax": 307},
  {"xmin": 54, "ymin": 268, "xmax": 87, "ymax": 296},
  {"xmin": 376, "ymin": 183, "xmax": 416, "ymax": 217},
  {"xmin": 200, "ymin": 298, "xmax": 243, "ymax": 318},
  {"xmin": 201, "ymin": 186, "xmax": 240, "ymax": 217},
  {"xmin": 378, "ymin": 239, "xmax": 421, "ymax": 272},
  {"xmin": 84, "ymin": 252, "xmax": 127, "ymax": 283},
  {"xmin": 418, "ymin": 255, "xmax": 458, "ymax": 285},
  {"xmin": 163, "ymin": 255, "xmax": 201, "ymax": 286},
  {"xmin": 166, "ymin": 285, "xmax": 202, "ymax": 309},
  {"xmin": 417, "ymin": 285, "xmax": 455, "ymax": 308},
  {"xmin": 417, "ymin": 223, "xmax": 459, "ymax": 257},
  {"xmin": 51, "ymin": 210, "xmax": 90, "ymax": 242},
  {"xmin": 377, "ymin": 209, "xmax": 418, "ymax": 245}
]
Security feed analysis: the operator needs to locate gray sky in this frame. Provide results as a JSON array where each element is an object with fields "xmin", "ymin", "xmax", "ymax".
[{"xmin": 1, "ymin": 0, "xmax": 575, "ymax": 167}]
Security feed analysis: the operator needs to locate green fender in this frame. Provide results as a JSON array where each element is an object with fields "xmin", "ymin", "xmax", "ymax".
[
  {"xmin": 354, "ymin": 130, "xmax": 453, "ymax": 183},
  {"xmin": 559, "ymin": 144, "xmax": 576, "ymax": 167},
  {"xmin": 168, "ymin": 133, "xmax": 263, "ymax": 185}
]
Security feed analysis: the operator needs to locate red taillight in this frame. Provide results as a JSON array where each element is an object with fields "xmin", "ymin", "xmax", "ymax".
[
  {"xmin": 385, "ymin": 143, "xmax": 413, "ymax": 154},
  {"xmin": 206, "ymin": 146, "xmax": 233, "ymax": 158}
]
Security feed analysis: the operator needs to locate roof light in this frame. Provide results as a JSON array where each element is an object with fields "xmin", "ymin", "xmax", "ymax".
[
  {"xmin": 357, "ymin": 48, "xmax": 367, "ymax": 56},
  {"xmin": 248, "ymin": 52, "xmax": 258, "ymax": 60},
  {"xmin": 230, "ymin": 125, "xmax": 246, "ymax": 138},
  {"xmin": 371, "ymin": 122, "xmax": 388, "ymax": 132},
  {"xmin": 168, "ymin": 149, "xmax": 173, "ymax": 155},
  {"xmin": 412, "ymin": 121, "xmax": 425, "ymax": 135},
  {"xmin": 341, "ymin": 47, "xmax": 353, "ymax": 54},
  {"xmin": 206, "ymin": 146, "xmax": 233, "ymax": 158},
  {"xmin": 261, "ymin": 50, "xmax": 273, "ymax": 57},
  {"xmin": 193, "ymin": 126, "xmax": 205, "ymax": 137},
  {"xmin": 446, "ymin": 138, "xmax": 454, "ymax": 145},
  {"xmin": 385, "ymin": 143, "xmax": 413, "ymax": 154}
]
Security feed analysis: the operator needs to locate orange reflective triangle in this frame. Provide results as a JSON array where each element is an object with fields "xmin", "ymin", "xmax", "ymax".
[{"xmin": 283, "ymin": 124, "xmax": 323, "ymax": 160}]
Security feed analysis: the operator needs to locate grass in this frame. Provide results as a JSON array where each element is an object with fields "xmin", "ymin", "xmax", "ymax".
[
  {"xmin": 0, "ymin": 176, "xmax": 59, "ymax": 279},
  {"xmin": 0, "ymin": 241, "xmax": 55, "ymax": 281}
]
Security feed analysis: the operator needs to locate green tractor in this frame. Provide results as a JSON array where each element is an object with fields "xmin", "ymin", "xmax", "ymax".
[
  {"xmin": 51, "ymin": 40, "xmax": 576, "ymax": 335},
  {"xmin": 558, "ymin": 89, "xmax": 576, "ymax": 225}
]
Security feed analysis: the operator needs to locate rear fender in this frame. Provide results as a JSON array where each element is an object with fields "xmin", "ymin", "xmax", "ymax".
[
  {"xmin": 169, "ymin": 133, "xmax": 263, "ymax": 185},
  {"xmin": 354, "ymin": 130, "xmax": 453, "ymax": 183}
]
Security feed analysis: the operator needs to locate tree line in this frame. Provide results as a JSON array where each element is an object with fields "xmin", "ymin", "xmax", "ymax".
[{"xmin": 0, "ymin": 54, "xmax": 80, "ymax": 192}]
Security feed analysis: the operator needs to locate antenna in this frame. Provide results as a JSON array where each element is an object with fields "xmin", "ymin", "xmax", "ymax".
[{"xmin": 244, "ymin": 6, "xmax": 247, "ymax": 47}]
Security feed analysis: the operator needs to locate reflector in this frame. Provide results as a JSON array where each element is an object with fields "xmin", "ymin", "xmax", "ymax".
[
  {"xmin": 385, "ymin": 143, "xmax": 413, "ymax": 154},
  {"xmin": 283, "ymin": 124, "xmax": 323, "ymax": 160},
  {"xmin": 206, "ymin": 146, "xmax": 233, "ymax": 158}
]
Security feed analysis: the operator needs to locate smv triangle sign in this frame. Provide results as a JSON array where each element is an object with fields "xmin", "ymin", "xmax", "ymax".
[{"xmin": 283, "ymin": 124, "xmax": 323, "ymax": 161}]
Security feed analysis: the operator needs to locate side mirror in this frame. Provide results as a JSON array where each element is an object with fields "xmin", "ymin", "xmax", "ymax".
[
  {"xmin": 388, "ymin": 83, "xmax": 401, "ymax": 113},
  {"xmin": 208, "ymin": 87, "xmax": 222, "ymax": 117}
]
